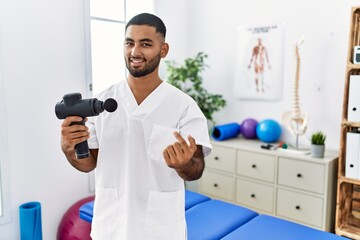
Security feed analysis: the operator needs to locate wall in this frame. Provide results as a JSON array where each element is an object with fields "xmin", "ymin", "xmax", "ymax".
[
  {"xmin": 156, "ymin": 0, "xmax": 360, "ymax": 150},
  {"xmin": 0, "ymin": 0, "xmax": 91, "ymax": 239},
  {"xmin": 153, "ymin": 1, "xmax": 189, "ymax": 63}
]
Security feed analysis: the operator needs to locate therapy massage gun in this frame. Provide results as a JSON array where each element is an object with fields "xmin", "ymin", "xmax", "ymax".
[{"xmin": 55, "ymin": 92, "xmax": 117, "ymax": 159}]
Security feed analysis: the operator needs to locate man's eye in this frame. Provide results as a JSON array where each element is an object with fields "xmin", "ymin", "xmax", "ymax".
[
  {"xmin": 142, "ymin": 43, "xmax": 151, "ymax": 47},
  {"xmin": 125, "ymin": 42, "xmax": 133, "ymax": 46}
]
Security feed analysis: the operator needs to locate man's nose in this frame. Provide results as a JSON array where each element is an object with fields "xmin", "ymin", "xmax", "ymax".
[{"xmin": 131, "ymin": 44, "xmax": 141, "ymax": 56}]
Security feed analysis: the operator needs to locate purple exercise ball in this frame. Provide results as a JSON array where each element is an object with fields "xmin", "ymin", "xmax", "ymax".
[{"xmin": 241, "ymin": 118, "xmax": 258, "ymax": 139}]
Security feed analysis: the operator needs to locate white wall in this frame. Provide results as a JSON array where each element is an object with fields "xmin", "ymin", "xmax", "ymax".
[
  {"xmin": 153, "ymin": 0, "xmax": 190, "ymax": 80},
  {"xmin": 156, "ymin": 0, "xmax": 360, "ymax": 150},
  {"xmin": 0, "ymin": 0, "xmax": 91, "ymax": 239}
]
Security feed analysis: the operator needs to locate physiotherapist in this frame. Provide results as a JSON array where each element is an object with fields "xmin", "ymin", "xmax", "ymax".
[{"xmin": 60, "ymin": 13, "xmax": 212, "ymax": 239}]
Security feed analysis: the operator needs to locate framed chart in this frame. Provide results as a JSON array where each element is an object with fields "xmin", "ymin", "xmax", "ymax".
[{"xmin": 234, "ymin": 23, "xmax": 285, "ymax": 100}]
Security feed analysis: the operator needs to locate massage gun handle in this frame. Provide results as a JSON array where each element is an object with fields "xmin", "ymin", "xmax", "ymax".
[{"xmin": 70, "ymin": 119, "xmax": 90, "ymax": 159}]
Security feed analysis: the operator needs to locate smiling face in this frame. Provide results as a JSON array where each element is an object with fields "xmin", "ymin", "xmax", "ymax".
[{"xmin": 124, "ymin": 25, "xmax": 169, "ymax": 78}]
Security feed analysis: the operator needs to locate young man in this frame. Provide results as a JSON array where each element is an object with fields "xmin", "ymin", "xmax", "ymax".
[{"xmin": 60, "ymin": 13, "xmax": 212, "ymax": 239}]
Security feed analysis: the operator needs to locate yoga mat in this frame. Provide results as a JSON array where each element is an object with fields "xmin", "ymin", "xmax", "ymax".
[
  {"xmin": 212, "ymin": 122, "xmax": 241, "ymax": 141},
  {"xmin": 19, "ymin": 202, "xmax": 43, "ymax": 240}
]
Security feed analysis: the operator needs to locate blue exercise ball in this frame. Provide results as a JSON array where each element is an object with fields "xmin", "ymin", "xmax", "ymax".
[{"xmin": 256, "ymin": 119, "xmax": 282, "ymax": 143}]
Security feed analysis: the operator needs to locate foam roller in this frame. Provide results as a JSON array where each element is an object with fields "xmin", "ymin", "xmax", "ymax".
[{"xmin": 212, "ymin": 123, "xmax": 241, "ymax": 141}]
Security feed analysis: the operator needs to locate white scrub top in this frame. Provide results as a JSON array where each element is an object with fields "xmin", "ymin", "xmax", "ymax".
[{"xmin": 87, "ymin": 80, "xmax": 212, "ymax": 240}]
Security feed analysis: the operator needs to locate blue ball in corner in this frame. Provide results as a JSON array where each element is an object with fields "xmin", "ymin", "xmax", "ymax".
[{"xmin": 256, "ymin": 119, "xmax": 282, "ymax": 143}]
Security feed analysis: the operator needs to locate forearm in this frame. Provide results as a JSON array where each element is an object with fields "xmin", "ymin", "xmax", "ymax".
[{"xmin": 176, "ymin": 146, "xmax": 205, "ymax": 181}]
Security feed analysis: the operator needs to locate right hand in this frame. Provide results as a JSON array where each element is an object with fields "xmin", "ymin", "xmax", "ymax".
[{"xmin": 61, "ymin": 116, "xmax": 89, "ymax": 155}]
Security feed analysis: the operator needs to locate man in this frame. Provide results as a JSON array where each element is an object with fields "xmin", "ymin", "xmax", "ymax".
[
  {"xmin": 248, "ymin": 37, "xmax": 271, "ymax": 92},
  {"xmin": 60, "ymin": 13, "xmax": 212, "ymax": 239}
]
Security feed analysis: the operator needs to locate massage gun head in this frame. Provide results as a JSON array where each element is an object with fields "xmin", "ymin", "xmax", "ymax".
[{"xmin": 55, "ymin": 92, "xmax": 117, "ymax": 119}]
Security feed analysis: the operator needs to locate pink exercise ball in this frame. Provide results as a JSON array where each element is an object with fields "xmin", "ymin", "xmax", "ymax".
[
  {"xmin": 57, "ymin": 195, "xmax": 95, "ymax": 240},
  {"xmin": 241, "ymin": 118, "xmax": 258, "ymax": 139}
]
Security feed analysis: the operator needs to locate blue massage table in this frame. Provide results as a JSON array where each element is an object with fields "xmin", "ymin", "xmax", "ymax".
[{"xmin": 79, "ymin": 190, "xmax": 348, "ymax": 240}]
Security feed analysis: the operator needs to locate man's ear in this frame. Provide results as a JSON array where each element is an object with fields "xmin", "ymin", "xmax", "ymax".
[{"xmin": 161, "ymin": 43, "xmax": 169, "ymax": 58}]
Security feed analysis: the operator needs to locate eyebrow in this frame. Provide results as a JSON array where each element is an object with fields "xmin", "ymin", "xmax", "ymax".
[{"xmin": 125, "ymin": 37, "xmax": 154, "ymax": 43}]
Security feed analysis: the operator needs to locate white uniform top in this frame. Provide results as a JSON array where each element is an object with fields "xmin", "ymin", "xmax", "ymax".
[{"xmin": 87, "ymin": 80, "xmax": 212, "ymax": 240}]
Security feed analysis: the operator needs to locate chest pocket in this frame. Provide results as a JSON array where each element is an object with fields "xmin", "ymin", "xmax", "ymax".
[{"xmin": 148, "ymin": 124, "xmax": 178, "ymax": 162}]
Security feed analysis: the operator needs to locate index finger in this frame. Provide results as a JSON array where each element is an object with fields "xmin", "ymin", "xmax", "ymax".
[
  {"xmin": 62, "ymin": 116, "xmax": 83, "ymax": 127},
  {"xmin": 173, "ymin": 131, "xmax": 186, "ymax": 144}
]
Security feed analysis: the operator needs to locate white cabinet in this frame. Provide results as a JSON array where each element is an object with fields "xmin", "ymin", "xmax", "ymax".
[
  {"xmin": 277, "ymin": 188, "xmax": 323, "ymax": 227},
  {"xmin": 236, "ymin": 151, "xmax": 276, "ymax": 183},
  {"xmin": 278, "ymin": 157, "xmax": 325, "ymax": 194},
  {"xmin": 236, "ymin": 178, "xmax": 274, "ymax": 213},
  {"xmin": 201, "ymin": 171, "xmax": 235, "ymax": 201},
  {"xmin": 199, "ymin": 138, "xmax": 338, "ymax": 231}
]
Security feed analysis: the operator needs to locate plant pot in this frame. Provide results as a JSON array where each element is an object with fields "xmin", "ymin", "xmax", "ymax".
[{"xmin": 311, "ymin": 144, "xmax": 325, "ymax": 158}]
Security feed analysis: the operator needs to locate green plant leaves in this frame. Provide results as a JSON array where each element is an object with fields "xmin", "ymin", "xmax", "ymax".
[
  {"xmin": 165, "ymin": 52, "xmax": 226, "ymax": 122},
  {"xmin": 311, "ymin": 131, "xmax": 326, "ymax": 145}
]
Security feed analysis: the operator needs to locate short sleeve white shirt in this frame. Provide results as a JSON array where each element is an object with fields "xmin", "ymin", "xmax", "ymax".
[{"xmin": 87, "ymin": 80, "xmax": 212, "ymax": 240}]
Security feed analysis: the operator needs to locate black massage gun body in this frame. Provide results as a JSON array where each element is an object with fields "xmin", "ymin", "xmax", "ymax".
[{"xmin": 55, "ymin": 92, "xmax": 117, "ymax": 159}]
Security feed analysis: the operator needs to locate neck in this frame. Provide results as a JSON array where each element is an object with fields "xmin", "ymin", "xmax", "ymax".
[{"xmin": 127, "ymin": 72, "xmax": 162, "ymax": 105}]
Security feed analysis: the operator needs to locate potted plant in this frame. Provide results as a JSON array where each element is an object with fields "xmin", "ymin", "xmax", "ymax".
[
  {"xmin": 165, "ymin": 52, "xmax": 226, "ymax": 129},
  {"xmin": 310, "ymin": 131, "xmax": 326, "ymax": 158}
]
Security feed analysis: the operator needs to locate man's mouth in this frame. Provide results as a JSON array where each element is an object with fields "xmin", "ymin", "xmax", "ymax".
[{"xmin": 130, "ymin": 58, "xmax": 145, "ymax": 67}]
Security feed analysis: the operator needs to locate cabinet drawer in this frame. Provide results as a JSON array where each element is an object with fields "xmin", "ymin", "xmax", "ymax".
[
  {"xmin": 206, "ymin": 145, "xmax": 236, "ymax": 173},
  {"xmin": 237, "ymin": 151, "xmax": 275, "ymax": 183},
  {"xmin": 236, "ymin": 179, "xmax": 274, "ymax": 213},
  {"xmin": 200, "ymin": 171, "xmax": 234, "ymax": 201},
  {"xmin": 277, "ymin": 188, "xmax": 323, "ymax": 228},
  {"xmin": 278, "ymin": 158, "xmax": 325, "ymax": 194}
]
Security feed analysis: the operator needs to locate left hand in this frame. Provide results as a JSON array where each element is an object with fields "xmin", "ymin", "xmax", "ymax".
[{"xmin": 163, "ymin": 132, "xmax": 197, "ymax": 170}]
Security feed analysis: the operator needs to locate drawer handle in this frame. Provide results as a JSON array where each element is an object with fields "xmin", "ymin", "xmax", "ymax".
[
  {"xmin": 295, "ymin": 205, "xmax": 301, "ymax": 210},
  {"xmin": 251, "ymin": 194, "xmax": 256, "ymax": 198},
  {"xmin": 297, "ymin": 173, "xmax": 302, "ymax": 178},
  {"xmin": 252, "ymin": 164, "xmax": 257, "ymax": 168},
  {"xmin": 213, "ymin": 183, "xmax": 218, "ymax": 187},
  {"xmin": 214, "ymin": 156, "xmax": 219, "ymax": 160}
]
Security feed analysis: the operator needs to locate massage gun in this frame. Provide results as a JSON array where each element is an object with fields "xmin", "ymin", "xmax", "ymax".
[{"xmin": 55, "ymin": 92, "xmax": 118, "ymax": 159}]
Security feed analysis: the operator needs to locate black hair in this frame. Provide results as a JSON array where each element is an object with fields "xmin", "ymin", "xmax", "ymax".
[{"xmin": 125, "ymin": 13, "xmax": 166, "ymax": 39}]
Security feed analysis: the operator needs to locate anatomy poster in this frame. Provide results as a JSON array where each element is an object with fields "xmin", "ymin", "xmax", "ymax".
[{"xmin": 234, "ymin": 23, "xmax": 285, "ymax": 100}]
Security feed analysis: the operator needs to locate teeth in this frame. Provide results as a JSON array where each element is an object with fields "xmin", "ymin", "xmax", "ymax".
[{"xmin": 131, "ymin": 58, "xmax": 143, "ymax": 63}]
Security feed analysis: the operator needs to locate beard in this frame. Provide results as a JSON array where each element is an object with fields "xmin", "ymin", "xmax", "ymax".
[{"xmin": 125, "ymin": 54, "xmax": 161, "ymax": 78}]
